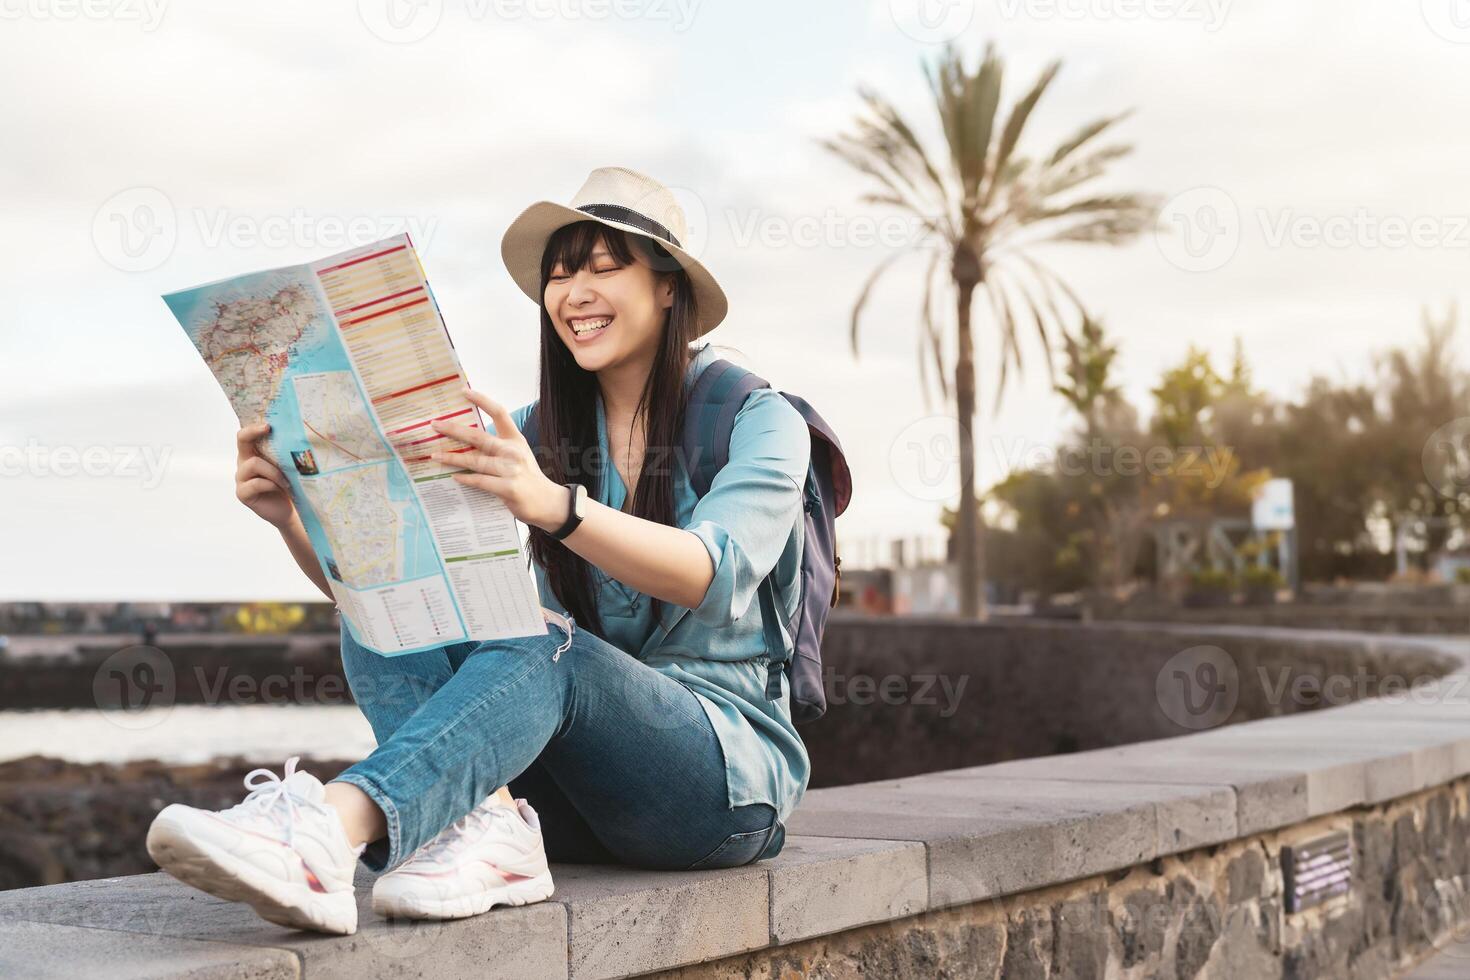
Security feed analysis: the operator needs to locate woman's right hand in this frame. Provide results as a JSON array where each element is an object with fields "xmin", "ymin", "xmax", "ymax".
[{"xmin": 235, "ymin": 422, "xmax": 296, "ymax": 529}]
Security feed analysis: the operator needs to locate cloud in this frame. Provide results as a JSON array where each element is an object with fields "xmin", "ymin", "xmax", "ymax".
[{"xmin": 4, "ymin": 0, "xmax": 1469, "ymax": 597}]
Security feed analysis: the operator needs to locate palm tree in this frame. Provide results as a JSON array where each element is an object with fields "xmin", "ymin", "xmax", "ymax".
[{"xmin": 822, "ymin": 42, "xmax": 1157, "ymax": 619}]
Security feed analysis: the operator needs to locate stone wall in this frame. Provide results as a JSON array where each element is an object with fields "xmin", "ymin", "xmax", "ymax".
[
  {"xmin": 803, "ymin": 617, "xmax": 1457, "ymax": 787},
  {"xmin": 6, "ymin": 628, "xmax": 1470, "ymax": 978},
  {"xmin": 5, "ymin": 617, "xmax": 1457, "ymax": 891},
  {"xmin": 650, "ymin": 778, "xmax": 1470, "ymax": 980},
  {"xmin": 0, "ymin": 637, "xmax": 346, "ymax": 710},
  {"xmin": 1092, "ymin": 604, "xmax": 1470, "ymax": 636}
]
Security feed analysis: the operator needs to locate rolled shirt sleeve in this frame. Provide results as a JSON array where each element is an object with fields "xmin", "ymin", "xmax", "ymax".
[{"xmin": 684, "ymin": 388, "xmax": 811, "ymax": 628}]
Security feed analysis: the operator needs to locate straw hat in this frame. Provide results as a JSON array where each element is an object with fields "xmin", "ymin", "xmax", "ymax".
[{"xmin": 500, "ymin": 166, "xmax": 728, "ymax": 337}]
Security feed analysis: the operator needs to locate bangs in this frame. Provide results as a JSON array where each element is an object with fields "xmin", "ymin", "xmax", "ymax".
[
  {"xmin": 541, "ymin": 221, "xmax": 639, "ymax": 282},
  {"xmin": 540, "ymin": 220, "xmax": 683, "ymax": 289}
]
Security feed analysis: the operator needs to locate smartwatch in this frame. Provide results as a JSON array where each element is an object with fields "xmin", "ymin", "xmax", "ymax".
[{"xmin": 550, "ymin": 482, "xmax": 588, "ymax": 541}]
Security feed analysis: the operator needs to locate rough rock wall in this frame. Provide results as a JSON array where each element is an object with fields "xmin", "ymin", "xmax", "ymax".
[{"xmin": 653, "ymin": 778, "xmax": 1470, "ymax": 979}]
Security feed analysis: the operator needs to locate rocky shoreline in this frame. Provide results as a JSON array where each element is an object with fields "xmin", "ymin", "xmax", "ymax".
[{"xmin": 0, "ymin": 754, "xmax": 356, "ymax": 891}]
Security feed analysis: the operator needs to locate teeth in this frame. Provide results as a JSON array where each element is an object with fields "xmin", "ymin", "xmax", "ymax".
[{"xmin": 572, "ymin": 317, "xmax": 611, "ymax": 335}]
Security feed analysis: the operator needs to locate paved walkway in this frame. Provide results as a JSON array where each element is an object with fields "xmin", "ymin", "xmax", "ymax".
[{"xmin": 1402, "ymin": 944, "xmax": 1470, "ymax": 978}]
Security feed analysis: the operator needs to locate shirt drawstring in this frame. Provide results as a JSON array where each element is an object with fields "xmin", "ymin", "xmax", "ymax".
[{"xmin": 543, "ymin": 608, "xmax": 575, "ymax": 661}]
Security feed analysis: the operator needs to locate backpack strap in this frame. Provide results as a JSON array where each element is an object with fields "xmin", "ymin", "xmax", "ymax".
[
  {"xmin": 685, "ymin": 359, "xmax": 802, "ymax": 702},
  {"xmin": 757, "ymin": 573, "xmax": 794, "ymax": 699},
  {"xmin": 684, "ymin": 359, "xmax": 795, "ymax": 701},
  {"xmin": 682, "ymin": 358, "xmax": 770, "ymax": 498},
  {"xmin": 531, "ymin": 360, "xmax": 798, "ymax": 701}
]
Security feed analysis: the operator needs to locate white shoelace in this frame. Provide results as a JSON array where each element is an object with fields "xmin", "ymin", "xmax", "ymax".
[
  {"xmin": 415, "ymin": 802, "xmax": 513, "ymax": 863},
  {"xmin": 227, "ymin": 755, "xmax": 329, "ymax": 841}
]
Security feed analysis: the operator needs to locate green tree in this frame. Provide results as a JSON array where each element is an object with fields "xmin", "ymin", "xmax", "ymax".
[
  {"xmin": 1273, "ymin": 375, "xmax": 1381, "ymax": 580},
  {"xmin": 1054, "ymin": 314, "xmax": 1122, "ymax": 442},
  {"xmin": 1057, "ymin": 319, "xmax": 1154, "ymax": 591},
  {"xmin": 1378, "ymin": 307, "xmax": 1467, "ymax": 527},
  {"xmin": 1272, "ymin": 307, "xmax": 1469, "ymax": 579},
  {"xmin": 824, "ymin": 42, "xmax": 1157, "ymax": 619},
  {"xmin": 1212, "ymin": 335, "xmax": 1279, "ymax": 470},
  {"xmin": 1150, "ymin": 345, "xmax": 1223, "ymax": 449}
]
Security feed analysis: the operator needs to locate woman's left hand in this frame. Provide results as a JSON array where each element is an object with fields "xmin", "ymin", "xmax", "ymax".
[{"xmin": 429, "ymin": 388, "xmax": 564, "ymax": 531}]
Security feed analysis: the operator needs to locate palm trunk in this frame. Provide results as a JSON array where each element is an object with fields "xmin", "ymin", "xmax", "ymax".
[{"xmin": 953, "ymin": 247, "xmax": 986, "ymax": 620}]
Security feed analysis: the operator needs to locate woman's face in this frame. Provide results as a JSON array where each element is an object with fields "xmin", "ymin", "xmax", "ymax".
[{"xmin": 543, "ymin": 236, "xmax": 673, "ymax": 374}]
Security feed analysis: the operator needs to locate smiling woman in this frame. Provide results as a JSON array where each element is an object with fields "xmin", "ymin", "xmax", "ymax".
[
  {"xmin": 518, "ymin": 215, "xmax": 723, "ymax": 624},
  {"xmin": 144, "ymin": 167, "xmax": 813, "ymax": 937}
]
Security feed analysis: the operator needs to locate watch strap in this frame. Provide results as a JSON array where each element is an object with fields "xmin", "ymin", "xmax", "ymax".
[{"xmin": 550, "ymin": 483, "xmax": 583, "ymax": 541}]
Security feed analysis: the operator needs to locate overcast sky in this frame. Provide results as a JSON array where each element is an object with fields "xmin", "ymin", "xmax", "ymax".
[{"xmin": 3, "ymin": 0, "xmax": 1468, "ymax": 600}]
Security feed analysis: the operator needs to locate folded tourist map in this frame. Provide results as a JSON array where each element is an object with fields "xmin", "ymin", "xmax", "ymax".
[{"xmin": 163, "ymin": 235, "xmax": 546, "ymax": 655}]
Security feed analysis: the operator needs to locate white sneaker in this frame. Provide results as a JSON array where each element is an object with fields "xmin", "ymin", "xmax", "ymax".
[
  {"xmin": 371, "ymin": 795, "xmax": 555, "ymax": 920},
  {"xmin": 146, "ymin": 756, "xmax": 366, "ymax": 935}
]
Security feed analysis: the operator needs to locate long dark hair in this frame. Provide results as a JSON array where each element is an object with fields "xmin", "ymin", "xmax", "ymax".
[{"xmin": 526, "ymin": 220, "xmax": 700, "ymax": 640}]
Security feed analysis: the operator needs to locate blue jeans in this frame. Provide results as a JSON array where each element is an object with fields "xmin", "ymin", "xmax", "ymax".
[{"xmin": 330, "ymin": 608, "xmax": 786, "ymax": 873}]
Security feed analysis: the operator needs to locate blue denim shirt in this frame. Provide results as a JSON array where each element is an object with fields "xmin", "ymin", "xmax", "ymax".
[{"xmin": 511, "ymin": 342, "xmax": 811, "ymax": 823}]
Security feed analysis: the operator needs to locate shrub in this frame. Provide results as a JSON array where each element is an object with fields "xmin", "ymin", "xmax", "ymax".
[
  {"xmin": 1188, "ymin": 567, "xmax": 1235, "ymax": 592},
  {"xmin": 1242, "ymin": 566, "xmax": 1285, "ymax": 590}
]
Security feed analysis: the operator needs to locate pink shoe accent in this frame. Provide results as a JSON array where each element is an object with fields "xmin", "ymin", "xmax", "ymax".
[
  {"xmin": 202, "ymin": 812, "xmax": 331, "ymax": 893},
  {"xmin": 485, "ymin": 862, "xmax": 536, "ymax": 883}
]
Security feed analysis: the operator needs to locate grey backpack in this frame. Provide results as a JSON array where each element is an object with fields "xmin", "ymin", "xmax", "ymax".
[{"xmin": 682, "ymin": 359, "xmax": 852, "ymax": 724}]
